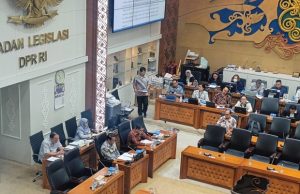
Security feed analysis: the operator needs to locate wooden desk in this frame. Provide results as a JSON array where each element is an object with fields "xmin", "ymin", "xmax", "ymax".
[
  {"xmin": 42, "ymin": 143, "xmax": 97, "ymax": 189},
  {"xmin": 180, "ymin": 146, "xmax": 244, "ymax": 189},
  {"xmin": 198, "ymin": 105, "xmax": 248, "ymax": 129},
  {"xmin": 138, "ymin": 130, "xmax": 177, "ymax": 178},
  {"xmin": 155, "ymin": 98, "xmax": 248, "ymax": 129},
  {"xmin": 238, "ymin": 159, "xmax": 300, "ymax": 194},
  {"xmin": 68, "ymin": 168, "xmax": 124, "ymax": 194},
  {"xmin": 155, "ymin": 98, "xmax": 199, "ymax": 128},
  {"xmin": 114, "ymin": 154, "xmax": 149, "ymax": 194}
]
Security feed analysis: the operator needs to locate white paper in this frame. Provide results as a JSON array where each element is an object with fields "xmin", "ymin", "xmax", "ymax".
[
  {"xmin": 64, "ymin": 145, "xmax": 76, "ymax": 150},
  {"xmin": 117, "ymin": 153, "xmax": 134, "ymax": 161},
  {"xmin": 47, "ymin": 156, "xmax": 60, "ymax": 162},
  {"xmin": 141, "ymin": 139, "xmax": 153, "ymax": 144}
]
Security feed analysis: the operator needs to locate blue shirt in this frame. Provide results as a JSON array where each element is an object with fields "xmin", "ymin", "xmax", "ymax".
[
  {"xmin": 271, "ymin": 86, "xmax": 288, "ymax": 97},
  {"xmin": 167, "ymin": 85, "xmax": 184, "ymax": 96}
]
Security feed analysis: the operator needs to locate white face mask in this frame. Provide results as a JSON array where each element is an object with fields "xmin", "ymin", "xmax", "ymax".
[{"xmin": 233, "ymin": 78, "xmax": 238, "ymax": 82}]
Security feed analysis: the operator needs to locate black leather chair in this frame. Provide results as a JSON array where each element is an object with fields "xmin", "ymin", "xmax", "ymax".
[
  {"xmin": 63, "ymin": 148, "xmax": 94, "ymax": 183},
  {"xmin": 283, "ymin": 102, "xmax": 300, "ymax": 113},
  {"xmin": 132, "ymin": 116, "xmax": 147, "ymax": 133},
  {"xmin": 274, "ymin": 138, "xmax": 300, "ymax": 170},
  {"xmin": 245, "ymin": 133, "xmax": 278, "ymax": 164},
  {"xmin": 118, "ymin": 121, "xmax": 132, "ymax": 151},
  {"xmin": 231, "ymin": 174, "xmax": 269, "ymax": 194},
  {"xmin": 260, "ymin": 98, "xmax": 279, "ymax": 116},
  {"xmin": 51, "ymin": 123, "xmax": 68, "ymax": 147},
  {"xmin": 269, "ymin": 117, "xmax": 290, "ymax": 139},
  {"xmin": 65, "ymin": 117, "xmax": 77, "ymax": 140},
  {"xmin": 46, "ymin": 159, "xmax": 78, "ymax": 194},
  {"xmin": 247, "ymin": 113, "xmax": 267, "ymax": 135},
  {"xmin": 198, "ymin": 125, "xmax": 226, "ymax": 152},
  {"xmin": 246, "ymin": 95, "xmax": 256, "ymax": 112},
  {"xmin": 292, "ymin": 124, "xmax": 300, "ymax": 140},
  {"xmin": 29, "ymin": 131, "xmax": 44, "ymax": 182},
  {"xmin": 95, "ymin": 133, "xmax": 114, "ymax": 170},
  {"xmin": 220, "ymin": 128, "xmax": 252, "ymax": 157},
  {"xmin": 81, "ymin": 109, "xmax": 94, "ymax": 129}
]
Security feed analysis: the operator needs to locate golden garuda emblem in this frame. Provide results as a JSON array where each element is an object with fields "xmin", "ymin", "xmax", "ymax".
[{"xmin": 8, "ymin": 0, "xmax": 63, "ymax": 27}]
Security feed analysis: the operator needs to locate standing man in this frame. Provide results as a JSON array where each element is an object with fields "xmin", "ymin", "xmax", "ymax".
[{"xmin": 133, "ymin": 67, "xmax": 150, "ymax": 117}]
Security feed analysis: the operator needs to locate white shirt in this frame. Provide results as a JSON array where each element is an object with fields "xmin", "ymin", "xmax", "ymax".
[
  {"xmin": 234, "ymin": 101, "xmax": 253, "ymax": 113},
  {"xmin": 295, "ymin": 89, "xmax": 300, "ymax": 101},
  {"xmin": 38, "ymin": 137, "xmax": 62, "ymax": 161},
  {"xmin": 192, "ymin": 90, "xmax": 209, "ymax": 102}
]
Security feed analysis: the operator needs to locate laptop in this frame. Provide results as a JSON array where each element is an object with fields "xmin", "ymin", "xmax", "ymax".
[
  {"xmin": 188, "ymin": 98, "xmax": 199, "ymax": 105},
  {"xmin": 206, "ymin": 101, "xmax": 216, "ymax": 108},
  {"xmin": 235, "ymin": 106, "xmax": 247, "ymax": 114},
  {"xmin": 263, "ymin": 89, "xmax": 280, "ymax": 98}
]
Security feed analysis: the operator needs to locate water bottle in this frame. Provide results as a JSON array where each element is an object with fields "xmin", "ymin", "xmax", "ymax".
[
  {"xmin": 115, "ymin": 164, "xmax": 119, "ymax": 173},
  {"xmin": 179, "ymin": 96, "xmax": 182, "ymax": 102}
]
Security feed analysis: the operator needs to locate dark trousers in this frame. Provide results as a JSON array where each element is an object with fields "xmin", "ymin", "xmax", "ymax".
[{"xmin": 137, "ymin": 96, "xmax": 148, "ymax": 116}]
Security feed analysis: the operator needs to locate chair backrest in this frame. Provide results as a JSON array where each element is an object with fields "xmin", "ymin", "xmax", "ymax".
[
  {"xmin": 240, "ymin": 78, "xmax": 246, "ymax": 88},
  {"xmin": 251, "ymin": 79, "xmax": 268, "ymax": 88},
  {"xmin": 284, "ymin": 103, "xmax": 300, "ymax": 113},
  {"xmin": 204, "ymin": 125, "xmax": 226, "ymax": 147},
  {"xmin": 46, "ymin": 159, "xmax": 70, "ymax": 190},
  {"xmin": 282, "ymin": 138, "xmax": 300, "ymax": 163},
  {"xmin": 230, "ymin": 128, "xmax": 252, "ymax": 152},
  {"xmin": 51, "ymin": 123, "xmax": 66, "ymax": 147},
  {"xmin": 248, "ymin": 113, "xmax": 267, "ymax": 130},
  {"xmin": 118, "ymin": 121, "xmax": 131, "ymax": 147},
  {"xmin": 64, "ymin": 148, "xmax": 85, "ymax": 178},
  {"xmin": 270, "ymin": 117, "xmax": 290, "ymax": 138},
  {"xmin": 65, "ymin": 117, "xmax": 77, "ymax": 139},
  {"xmin": 29, "ymin": 131, "xmax": 44, "ymax": 163},
  {"xmin": 94, "ymin": 133, "xmax": 108, "ymax": 160},
  {"xmin": 81, "ymin": 109, "xmax": 93, "ymax": 128},
  {"xmin": 283, "ymin": 85, "xmax": 289, "ymax": 94},
  {"xmin": 293, "ymin": 124, "xmax": 300, "ymax": 140},
  {"xmin": 131, "ymin": 116, "xmax": 147, "ymax": 133},
  {"xmin": 260, "ymin": 98, "xmax": 279, "ymax": 115},
  {"xmin": 246, "ymin": 96, "xmax": 256, "ymax": 112},
  {"xmin": 255, "ymin": 133, "xmax": 278, "ymax": 157}
]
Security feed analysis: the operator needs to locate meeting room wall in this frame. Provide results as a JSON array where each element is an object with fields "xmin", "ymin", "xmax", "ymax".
[
  {"xmin": 0, "ymin": 0, "xmax": 87, "ymax": 165},
  {"xmin": 176, "ymin": 0, "xmax": 300, "ymax": 75}
]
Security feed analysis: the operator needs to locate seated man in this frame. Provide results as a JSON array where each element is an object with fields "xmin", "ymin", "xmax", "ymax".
[
  {"xmin": 75, "ymin": 118, "xmax": 92, "ymax": 140},
  {"xmin": 192, "ymin": 83, "xmax": 209, "ymax": 102},
  {"xmin": 127, "ymin": 125, "xmax": 152, "ymax": 147},
  {"xmin": 212, "ymin": 86, "xmax": 232, "ymax": 108},
  {"xmin": 250, "ymin": 79, "xmax": 265, "ymax": 96},
  {"xmin": 233, "ymin": 96, "xmax": 253, "ymax": 113},
  {"xmin": 38, "ymin": 132, "xmax": 64, "ymax": 161},
  {"xmin": 282, "ymin": 105, "xmax": 300, "ymax": 122},
  {"xmin": 217, "ymin": 109, "xmax": 237, "ymax": 138},
  {"xmin": 271, "ymin": 80, "xmax": 288, "ymax": 98},
  {"xmin": 101, "ymin": 134, "xmax": 120, "ymax": 161},
  {"xmin": 167, "ymin": 79, "xmax": 184, "ymax": 97}
]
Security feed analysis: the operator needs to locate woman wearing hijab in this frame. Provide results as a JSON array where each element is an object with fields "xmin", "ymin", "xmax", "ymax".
[
  {"xmin": 75, "ymin": 118, "xmax": 92, "ymax": 140},
  {"xmin": 182, "ymin": 70, "xmax": 195, "ymax": 85}
]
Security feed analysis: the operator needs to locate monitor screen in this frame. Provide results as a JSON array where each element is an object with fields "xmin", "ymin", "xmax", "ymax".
[{"xmin": 112, "ymin": 0, "xmax": 166, "ymax": 32}]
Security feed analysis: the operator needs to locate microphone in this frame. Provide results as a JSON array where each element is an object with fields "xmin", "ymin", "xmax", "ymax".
[
  {"xmin": 270, "ymin": 154, "xmax": 276, "ymax": 165},
  {"xmin": 128, "ymin": 145, "xmax": 136, "ymax": 152},
  {"xmin": 98, "ymin": 159, "xmax": 107, "ymax": 169}
]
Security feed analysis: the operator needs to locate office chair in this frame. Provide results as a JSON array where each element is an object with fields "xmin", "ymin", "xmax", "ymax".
[
  {"xmin": 247, "ymin": 113, "xmax": 267, "ymax": 135},
  {"xmin": 46, "ymin": 159, "xmax": 78, "ymax": 194},
  {"xmin": 260, "ymin": 98, "xmax": 279, "ymax": 116},
  {"xmin": 81, "ymin": 109, "xmax": 94, "ymax": 129},
  {"xmin": 65, "ymin": 117, "xmax": 77, "ymax": 140},
  {"xmin": 245, "ymin": 133, "xmax": 278, "ymax": 164},
  {"xmin": 29, "ymin": 130, "xmax": 44, "ymax": 182},
  {"xmin": 118, "ymin": 120, "xmax": 132, "ymax": 152},
  {"xmin": 246, "ymin": 95, "xmax": 256, "ymax": 112},
  {"xmin": 132, "ymin": 116, "xmax": 147, "ymax": 133},
  {"xmin": 94, "ymin": 133, "xmax": 114, "ymax": 170},
  {"xmin": 51, "ymin": 123, "xmax": 68, "ymax": 147},
  {"xmin": 231, "ymin": 174, "xmax": 269, "ymax": 194},
  {"xmin": 63, "ymin": 148, "xmax": 94, "ymax": 183},
  {"xmin": 274, "ymin": 138, "xmax": 300, "ymax": 170},
  {"xmin": 220, "ymin": 128, "xmax": 252, "ymax": 157},
  {"xmin": 198, "ymin": 125, "xmax": 226, "ymax": 152},
  {"xmin": 292, "ymin": 124, "xmax": 300, "ymax": 140},
  {"xmin": 240, "ymin": 78, "xmax": 246, "ymax": 89},
  {"xmin": 283, "ymin": 103, "xmax": 300, "ymax": 113},
  {"xmin": 269, "ymin": 117, "xmax": 290, "ymax": 139}
]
